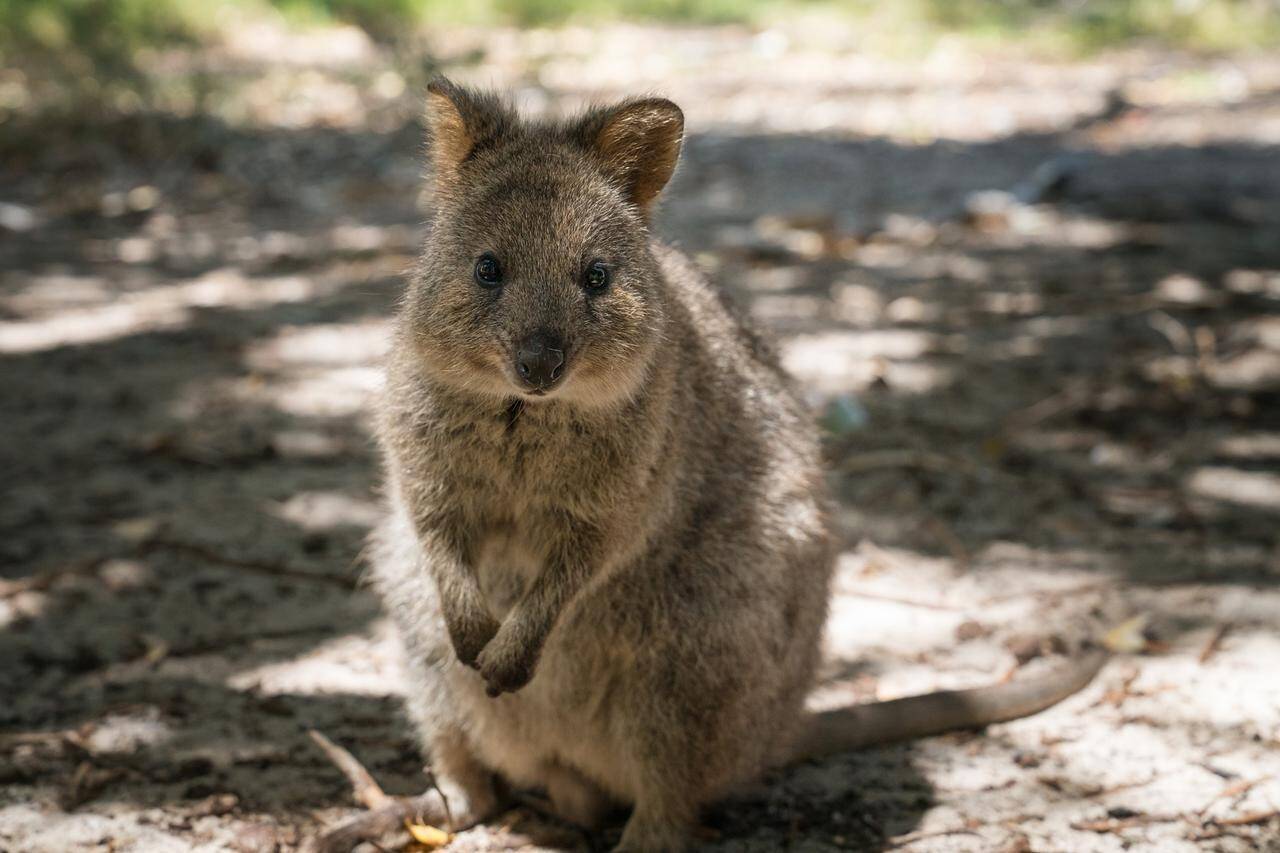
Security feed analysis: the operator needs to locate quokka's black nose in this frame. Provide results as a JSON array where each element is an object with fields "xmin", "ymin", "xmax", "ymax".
[{"xmin": 515, "ymin": 333, "xmax": 565, "ymax": 389}]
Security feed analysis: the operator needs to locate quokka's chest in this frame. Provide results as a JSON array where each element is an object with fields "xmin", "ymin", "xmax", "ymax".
[
  {"xmin": 437, "ymin": 414, "xmax": 633, "ymax": 508},
  {"xmin": 472, "ymin": 522, "xmax": 543, "ymax": 616}
]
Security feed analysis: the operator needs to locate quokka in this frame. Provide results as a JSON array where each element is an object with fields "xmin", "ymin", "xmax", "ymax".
[{"xmin": 353, "ymin": 78, "xmax": 1106, "ymax": 852}]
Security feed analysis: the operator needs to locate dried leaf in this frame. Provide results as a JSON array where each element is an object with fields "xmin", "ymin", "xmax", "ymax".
[
  {"xmin": 405, "ymin": 821, "xmax": 452, "ymax": 848},
  {"xmin": 1102, "ymin": 614, "xmax": 1150, "ymax": 653},
  {"xmin": 141, "ymin": 634, "xmax": 169, "ymax": 666},
  {"xmin": 113, "ymin": 516, "xmax": 162, "ymax": 543}
]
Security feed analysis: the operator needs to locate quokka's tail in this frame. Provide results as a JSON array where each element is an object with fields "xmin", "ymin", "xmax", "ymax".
[{"xmin": 791, "ymin": 647, "xmax": 1109, "ymax": 761}]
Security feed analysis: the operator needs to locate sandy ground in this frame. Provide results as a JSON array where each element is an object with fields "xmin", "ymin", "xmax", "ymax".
[{"xmin": 2, "ymin": 20, "xmax": 1280, "ymax": 853}]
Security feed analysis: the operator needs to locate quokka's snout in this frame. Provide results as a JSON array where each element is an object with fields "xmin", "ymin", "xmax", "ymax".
[{"xmin": 512, "ymin": 329, "xmax": 566, "ymax": 393}]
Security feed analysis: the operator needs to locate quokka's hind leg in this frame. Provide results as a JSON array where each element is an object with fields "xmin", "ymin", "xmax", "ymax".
[
  {"xmin": 543, "ymin": 761, "xmax": 613, "ymax": 829},
  {"xmin": 609, "ymin": 738, "xmax": 703, "ymax": 853},
  {"xmin": 399, "ymin": 668, "xmax": 502, "ymax": 830},
  {"xmin": 424, "ymin": 725, "xmax": 501, "ymax": 830},
  {"xmin": 612, "ymin": 786, "xmax": 695, "ymax": 853}
]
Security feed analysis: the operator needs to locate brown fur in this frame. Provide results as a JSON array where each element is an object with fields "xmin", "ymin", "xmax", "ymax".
[{"xmin": 367, "ymin": 80, "xmax": 1105, "ymax": 853}]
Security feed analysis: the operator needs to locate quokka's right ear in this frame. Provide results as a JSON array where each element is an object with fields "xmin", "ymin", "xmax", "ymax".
[
  {"xmin": 574, "ymin": 97, "xmax": 684, "ymax": 215},
  {"xmin": 425, "ymin": 78, "xmax": 515, "ymax": 188}
]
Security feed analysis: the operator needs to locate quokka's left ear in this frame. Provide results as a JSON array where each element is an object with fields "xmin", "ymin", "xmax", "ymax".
[
  {"xmin": 424, "ymin": 77, "xmax": 517, "ymax": 192},
  {"xmin": 573, "ymin": 97, "xmax": 684, "ymax": 214}
]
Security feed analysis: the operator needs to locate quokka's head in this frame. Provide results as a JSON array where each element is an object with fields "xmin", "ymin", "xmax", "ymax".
[{"xmin": 402, "ymin": 78, "xmax": 683, "ymax": 408}]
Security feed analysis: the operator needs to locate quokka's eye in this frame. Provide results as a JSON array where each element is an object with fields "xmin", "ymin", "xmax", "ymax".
[
  {"xmin": 583, "ymin": 260, "xmax": 610, "ymax": 292},
  {"xmin": 474, "ymin": 253, "xmax": 503, "ymax": 288}
]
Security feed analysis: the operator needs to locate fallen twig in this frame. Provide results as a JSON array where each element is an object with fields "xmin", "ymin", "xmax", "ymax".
[
  {"xmin": 1002, "ymin": 380, "xmax": 1093, "ymax": 431},
  {"xmin": 1073, "ymin": 803, "xmax": 1280, "ymax": 841},
  {"xmin": 1147, "ymin": 310, "xmax": 1196, "ymax": 356},
  {"xmin": 1071, "ymin": 812, "xmax": 1184, "ymax": 833},
  {"xmin": 840, "ymin": 449, "xmax": 968, "ymax": 475},
  {"xmin": 1083, "ymin": 774, "xmax": 1158, "ymax": 800},
  {"xmin": 924, "ymin": 516, "xmax": 971, "ymax": 573},
  {"xmin": 148, "ymin": 539, "xmax": 357, "ymax": 589},
  {"xmin": 306, "ymin": 729, "xmax": 452, "ymax": 853},
  {"xmin": 1194, "ymin": 826, "xmax": 1264, "ymax": 843},
  {"xmin": 838, "ymin": 588, "xmax": 964, "ymax": 611},
  {"xmin": 979, "ymin": 580, "xmax": 1114, "ymax": 607},
  {"xmin": 1199, "ymin": 777, "xmax": 1271, "ymax": 817},
  {"xmin": 60, "ymin": 760, "xmax": 123, "ymax": 810},
  {"xmin": 308, "ymin": 730, "xmax": 391, "ymax": 810},
  {"xmin": 1092, "ymin": 667, "xmax": 1141, "ymax": 709},
  {"xmin": 1197, "ymin": 624, "xmax": 1231, "ymax": 665},
  {"xmin": 5, "ymin": 536, "xmax": 358, "ymax": 600},
  {"xmin": 309, "ymin": 794, "xmax": 443, "ymax": 853},
  {"xmin": 1193, "ymin": 808, "xmax": 1280, "ymax": 841},
  {"xmin": 1198, "ymin": 762, "xmax": 1239, "ymax": 780},
  {"xmin": 885, "ymin": 822, "xmax": 984, "ymax": 848},
  {"xmin": 1207, "ymin": 808, "xmax": 1280, "ymax": 828},
  {"xmin": 0, "ymin": 555, "xmax": 107, "ymax": 599}
]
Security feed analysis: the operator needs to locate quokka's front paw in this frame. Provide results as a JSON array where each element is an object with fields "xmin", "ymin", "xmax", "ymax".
[
  {"xmin": 475, "ymin": 628, "xmax": 540, "ymax": 696},
  {"xmin": 447, "ymin": 610, "xmax": 500, "ymax": 670}
]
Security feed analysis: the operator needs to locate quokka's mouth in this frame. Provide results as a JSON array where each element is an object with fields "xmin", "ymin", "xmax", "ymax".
[{"xmin": 516, "ymin": 374, "xmax": 566, "ymax": 398}]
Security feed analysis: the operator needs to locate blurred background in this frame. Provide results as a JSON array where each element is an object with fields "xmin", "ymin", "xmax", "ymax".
[{"xmin": 2, "ymin": 2, "xmax": 1279, "ymax": 851}]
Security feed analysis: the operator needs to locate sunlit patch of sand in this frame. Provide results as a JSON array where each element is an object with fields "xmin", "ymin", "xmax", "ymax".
[
  {"xmin": 271, "ymin": 490, "xmax": 382, "ymax": 532},
  {"xmin": 227, "ymin": 621, "xmax": 402, "ymax": 697},
  {"xmin": 244, "ymin": 320, "xmax": 390, "ymax": 370},
  {"xmin": 0, "ymin": 268, "xmax": 326, "ymax": 353},
  {"xmin": 781, "ymin": 329, "xmax": 953, "ymax": 394},
  {"xmin": 1187, "ymin": 466, "xmax": 1280, "ymax": 512}
]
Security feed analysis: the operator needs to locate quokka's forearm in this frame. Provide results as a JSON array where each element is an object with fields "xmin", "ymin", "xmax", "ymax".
[
  {"xmin": 435, "ymin": 569, "xmax": 498, "ymax": 668},
  {"xmin": 475, "ymin": 541, "xmax": 599, "ymax": 695},
  {"xmin": 412, "ymin": 519, "xmax": 497, "ymax": 669},
  {"xmin": 508, "ymin": 561, "xmax": 587, "ymax": 644}
]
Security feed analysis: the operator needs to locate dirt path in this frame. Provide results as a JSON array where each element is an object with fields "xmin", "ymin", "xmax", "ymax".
[{"xmin": 2, "ymin": 22, "xmax": 1279, "ymax": 853}]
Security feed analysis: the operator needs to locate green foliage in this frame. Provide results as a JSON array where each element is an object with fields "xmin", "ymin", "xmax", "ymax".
[
  {"xmin": 271, "ymin": 0, "xmax": 433, "ymax": 39},
  {"xmin": 1, "ymin": 0, "xmax": 1277, "ymax": 74},
  {"xmin": 267, "ymin": 0, "xmax": 788, "ymax": 28},
  {"xmin": 491, "ymin": 0, "xmax": 769, "ymax": 26},
  {"xmin": 0, "ymin": 0, "xmax": 209, "ymax": 73},
  {"xmin": 0, "ymin": 0, "xmax": 229, "ymax": 116},
  {"xmin": 920, "ymin": 0, "xmax": 1280, "ymax": 53},
  {"xmin": 260, "ymin": 0, "xmax": 1280, "ymax": 45}
]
